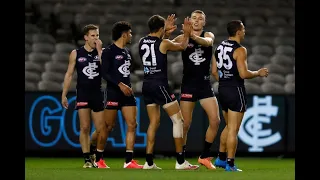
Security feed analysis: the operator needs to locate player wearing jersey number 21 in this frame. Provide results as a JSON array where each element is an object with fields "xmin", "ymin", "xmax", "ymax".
[{"xmin": 139, "ymin": 14, "xmax": 199, "ymax": 170}]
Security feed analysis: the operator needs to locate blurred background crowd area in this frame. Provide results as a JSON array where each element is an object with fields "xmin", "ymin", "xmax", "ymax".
[{"xmin": 25, "ymin": 0, "xmax": 295, "ymax": 94}]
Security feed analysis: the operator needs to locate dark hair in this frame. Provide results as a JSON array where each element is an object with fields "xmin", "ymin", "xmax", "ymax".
[
  {"xmin": 227, "ymin": 20, "xmax": 243, "ymax": 37},
  {"xmin": 82, "ymin": 24, "xmax": 99, "ymax": 36},
  {"xmin": 147, "ymin": 15, "xmax": 165, "ymax": 33},
  {"xmin": 112, "ymin": 21, "xmax": 132, "ymax": 41}
]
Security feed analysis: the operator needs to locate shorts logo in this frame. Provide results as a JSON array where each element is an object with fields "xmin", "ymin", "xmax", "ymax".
[
  {"xmin": 107, "ymin": 101, "xmax": 119, "ymax": 106},
  {"xmin": 181, "ymin": 94, "xmax": 193, "ymax": 98},
  {"xmin": 76, "ymin": 102, "xmax": 88, "ymax": 106}
]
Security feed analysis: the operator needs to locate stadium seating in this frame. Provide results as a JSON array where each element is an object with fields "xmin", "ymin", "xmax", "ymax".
[{"xmin": 25, "ymin": 0, "xmax": 295, "ymax": 94}]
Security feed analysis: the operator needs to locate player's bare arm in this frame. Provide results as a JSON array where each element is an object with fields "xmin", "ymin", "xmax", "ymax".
[
  {"xmin": 61, "ymin": 49, "xmax": 76, "ymax": 109},
  {"xmin": 163, "ymin": 14, "xmax": 177, "ymax": 39},
  {"xmin": 160, "ymin": 18, "xmax": 192, "ymax": 53},
  {"xmin": 171, "ymin": 31, "xmax": 214, "ymax": 48},
  {"xmin": 211, "ymin": 54, "xmax": 219, "ymax": 81},
  {"xmin": 191, "ymin": 32, "xmax": 214, "ymax": 47},
  {"xmin": 236, "ymin": 47, "xmax": 268, "ymax": 79},
  {"xmin": 171, "ymin": 34, "xmax": 184, "ymax": 43}
]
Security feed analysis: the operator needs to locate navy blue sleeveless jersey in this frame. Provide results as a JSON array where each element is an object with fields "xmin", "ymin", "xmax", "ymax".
[
  {"xmin": 139, "ymin": 36, "xmax": 168, "ymax": 85},
  {"xmin": 101, "ymin": 43, "xmax": 132, "ymax": 89},
  {"xmin": 75, "ymin": 46, "xmax": 101, "ymax": 90},
  {"xmin": 181, "ymin": 31, "xmax": 213, "ymax": 86},
  {"xmin": 214, "ymin": 40, "xmax": 244, "ymax": 87}
]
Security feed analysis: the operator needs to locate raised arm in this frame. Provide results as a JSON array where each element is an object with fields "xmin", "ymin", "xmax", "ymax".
[
  {"xmin": 163, "ymin": 14, "xmax": 178, "ymax": 39},
  {"xmin": 160, "ymin": 17, "xmax": 192, "ymax": 53},
  {"xmin": 171, "ymin": 34, "xmax": 184, "ymax": 43},
  {"xmin": 191, "ymin": 31, "xmax": 214, "ymax": 47}
]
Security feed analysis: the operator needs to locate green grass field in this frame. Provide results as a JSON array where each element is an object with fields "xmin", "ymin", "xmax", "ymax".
[{"xmin": 25, "ymin": 157, "xmax": 295, "ymax": 180}]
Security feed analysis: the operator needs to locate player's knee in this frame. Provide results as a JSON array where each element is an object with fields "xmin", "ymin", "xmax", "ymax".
[
  {"xmin": 227, "ymin": 125, "xmax": 239, "ymax": 135},
  {"xmin": 183, "ymin": 121, "xmax": 191, "ymax": 132},
  {"xmin": 80, "ymin": 126, "xmax": 91, "ymax": 134},
  {"xmin": 127, "ymin": 121, "xmax": 137, "ymax": 132},
  {"xmin": 170, "ymin": 112, "xmax": 184, "ymax": 138},
  {"xmin": 106, "ymin": 123, "xmax": 114, "ymax": 132},
  {"xmin": 209, "ymin": 115, "xmax": 220, "ymax": 128}
]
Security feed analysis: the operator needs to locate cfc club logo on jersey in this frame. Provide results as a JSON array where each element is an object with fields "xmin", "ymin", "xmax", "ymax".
[
  {"xmin": 82, "ymin": 62, "xmax": 99, "ymax": 79},
  {"xmin": 189, "ymin": 48, "xmax": 206, "ymax": 65},
  {"xmin": 118, "ymin": 60, "xmax": 131, "ymax": 77}
]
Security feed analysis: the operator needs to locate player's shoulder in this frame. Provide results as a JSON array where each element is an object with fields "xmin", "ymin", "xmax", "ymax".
[
  {"xmin": 138, "ymin": 36, "xmax": 145, "ymax": 43},
  {"xmin": 204, "ymin": 31, "xmax": 215, "ymax": 38},
  {"xmin": 161, "ymin": 38, "xmax": 171, "ymax": 44},
  {"xmin": 124, "ymin": 46, "xmax": 130, "ymax": 50},
  {"xmin": 103, "ymin": 44, "xmax": 112, "ymax": 52},
  {"xmin": 70, "ymin": 49, "xmax": 77, "ymax": 56},
  {"xmin": 139, "ymin": 36, "xmax": 151, "ymax": 44},
  {"xmin": 234, "ymin": 46, "xmax": 247, "ymax": 55},
  {"xmin": 237, "ymin": 46, "xmax": 247, "ymax": 52}
]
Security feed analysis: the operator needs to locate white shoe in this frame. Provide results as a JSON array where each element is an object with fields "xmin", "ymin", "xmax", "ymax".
[
  {"xmin": 186, "ymin": 161, "xmax": 200, "ymax": 169},
  {"xmin": 142, "ymin": 162, "xmax": 162, "ymax": 169},
  {"xmin": 175, "ymin": 160, "xmax": 199, "ymax": 170}
]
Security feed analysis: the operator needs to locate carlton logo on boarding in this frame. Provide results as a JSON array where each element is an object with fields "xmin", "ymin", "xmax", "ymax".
[{"xmin": 238, "ymin": 96, "xmax": 282, "ymax": 152}]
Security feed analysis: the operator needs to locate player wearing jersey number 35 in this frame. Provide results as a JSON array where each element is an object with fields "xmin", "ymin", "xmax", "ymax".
[
  {"xmin": 212, "ymin": 20, "xmax": 268, "ymax": 172},
  {"xmin": 139, "ymin": 14, "xmax": 199, "ymax": 170}
]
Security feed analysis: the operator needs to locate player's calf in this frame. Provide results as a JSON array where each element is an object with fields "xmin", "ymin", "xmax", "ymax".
[
  {"xmin": 89, "ymin": 142, "xmax": 97, "ymax": 163},
  {"xmin": 163, "ymin": 101, "xmax": 199, "ymax": 170}
]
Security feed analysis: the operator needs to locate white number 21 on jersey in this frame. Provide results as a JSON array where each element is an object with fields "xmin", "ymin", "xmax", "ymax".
[
  {"xmin": 216, "ymin": 45, "xmax": 233, "ymax": 70},
  {"xmin": 141, "ymin": 44, "xmax": 157, "ymax": 66}
]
